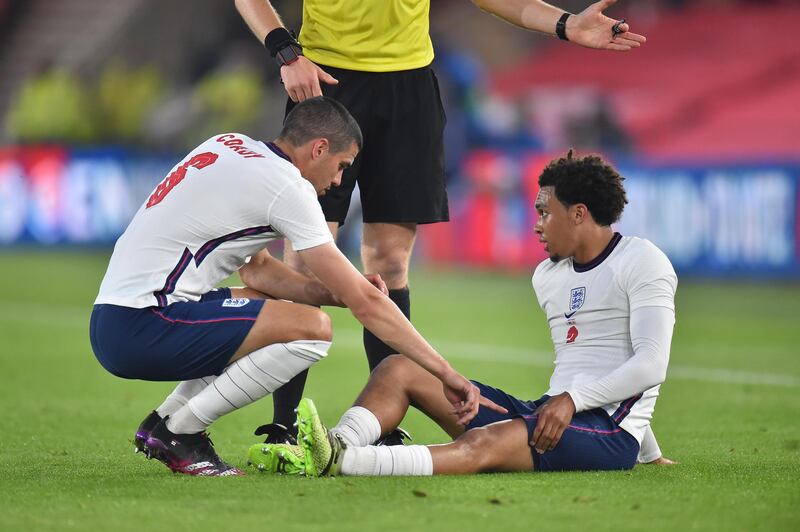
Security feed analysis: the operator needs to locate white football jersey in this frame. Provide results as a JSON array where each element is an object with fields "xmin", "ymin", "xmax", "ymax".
[
  {"xmin": 95, "ymin": 133, "xmax": 333, "ymax": 308},
  {"xmin": 533, "ymin": 234, "xmax": 677, "ymax": 443}
]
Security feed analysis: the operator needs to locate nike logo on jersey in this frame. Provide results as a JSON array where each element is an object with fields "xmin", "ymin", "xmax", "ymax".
[{"xmin": 564, "ymin": 311, "xmax": 577, "ymax": 319}]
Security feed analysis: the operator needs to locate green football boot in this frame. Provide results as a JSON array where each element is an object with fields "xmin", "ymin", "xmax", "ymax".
[
  {"xmin": 246, "ymin": 443, "xmax": 306, "ymax": 475},
  {"xmin": 295, "ymin": 398, "xmax": 346, "ymax": 477}
]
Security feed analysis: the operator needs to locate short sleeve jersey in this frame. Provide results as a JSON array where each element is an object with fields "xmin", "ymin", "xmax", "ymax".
[
  {"xmin": 299, "ymin": 0, "xmax": 433, "ymax": 72},
  {"xmin": 94, "ymin": 133, "xmax": 333, "ymax": 308},
  {"xmin": 532, "ymin": 234, "xmax": 677, "ymax": 443}
]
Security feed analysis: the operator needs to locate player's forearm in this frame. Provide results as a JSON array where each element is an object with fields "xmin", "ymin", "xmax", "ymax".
[
  {"xmin": 263, "ymin": 277, "xmax": 339, "ymax": 307},
  {"xmin": 239, "ymin": 253, "xmax": 338, "ymax": 306},
  {"xmin": 567, "ymin": 306, "xmax": 674, "ymax": 412},
  {"xmin": 234, "ymin": 0, "xmax": 285, "ymax": 42},
  {"xmin": 472, "ymin": 0, "xmax": 566, "ymax": 35},
  {"xmin": 348, "ymin": 292, "xmax": 451, "ymax": 380}
]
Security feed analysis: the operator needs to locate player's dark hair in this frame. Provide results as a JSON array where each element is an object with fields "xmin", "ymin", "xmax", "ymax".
[
  {"xmin": 279, "ymin": 96, "xmax": 363, "ymax": 153},
  {"xmin": 538, "ymin": 150, "xmax": 628, "ymax": 226}
]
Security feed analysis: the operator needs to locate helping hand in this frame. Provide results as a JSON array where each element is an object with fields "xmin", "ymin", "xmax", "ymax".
[
  {"xmin": 364, "ymin": 274, "xmax": 388, "ymax": 296},
  {"xmin": 442, "ymin": 371, "xmax": 508, "ymax": 426}
]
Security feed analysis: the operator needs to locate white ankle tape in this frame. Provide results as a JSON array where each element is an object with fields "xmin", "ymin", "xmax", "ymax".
[
  {"xmin": 341, "ymin": 445, "xmax": 433, "ymax": 476},
  {"xmin": 332, "ymin": 406, "xmax": 382, "ymax": 447}
]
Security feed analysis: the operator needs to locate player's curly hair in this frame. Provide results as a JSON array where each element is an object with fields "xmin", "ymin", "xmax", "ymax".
[
  {"xmin": 280, "ymin": 96, "xmax": 363, "ymax": 153},
  {"xmin": 538, "ymin": 150, "xmax": 628, "ymax": 226}
]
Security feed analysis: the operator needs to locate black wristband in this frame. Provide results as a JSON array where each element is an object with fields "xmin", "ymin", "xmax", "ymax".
[
  {"xmin": 264, "ymin": 27, "xmax": 301, "ymax": 58},
  {"xmin": 275, "ymin": 43, "xmax": 303, "ymax": 67},
  {"xmin": 556, "ymin": 12, "xmax": 570, "ymax": 41}
]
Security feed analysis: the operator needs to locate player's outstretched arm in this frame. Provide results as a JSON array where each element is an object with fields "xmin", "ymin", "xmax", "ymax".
[
  {"xmin": 472, "ymin": 0, "xmax": 646, "ymax": 51},
  {"xmin": 239, "ymin": 249, "xmax": 388, "ymax": 307},
  {"xmin": 298, "ymin": 242, "xmax": 507, "ymax": 425},
  {"xmin": 234, "ymin": 0, "xmax": 338, "ymax": 102}
]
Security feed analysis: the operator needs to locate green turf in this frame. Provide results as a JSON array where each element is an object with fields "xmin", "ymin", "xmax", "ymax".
[{"xmin": 0, "ymin": 250, "xmax": 798, "ymax": 531}]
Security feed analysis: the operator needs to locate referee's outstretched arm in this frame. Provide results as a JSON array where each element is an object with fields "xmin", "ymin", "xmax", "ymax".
[{"xmin": 473, "ymin": 0, "xmax": 646, "ymax": 51}]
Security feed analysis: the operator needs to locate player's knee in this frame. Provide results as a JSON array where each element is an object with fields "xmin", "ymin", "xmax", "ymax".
[
  {"xmin": 363, "ymin": 249, "xmax": 410, "ymax": 287},
  {"xmin": 372, "ymin": 354, "xmax": 415, "ymax": 381},
  {"xmin": 456, "ymin": 428, "xmax": 494, "ymax": 472},
  {"xmin": 281, "ymin": 305, "xmax": 333, "ymax": 342},
  {"xmin": 307, "ymin": 308, "xmax": 333, "ymax": 342}
]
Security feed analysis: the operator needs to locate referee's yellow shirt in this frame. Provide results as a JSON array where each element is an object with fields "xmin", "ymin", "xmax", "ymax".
[{"xmin": 299, "ymin": 0, "xmax": 434, "ymax": 72}]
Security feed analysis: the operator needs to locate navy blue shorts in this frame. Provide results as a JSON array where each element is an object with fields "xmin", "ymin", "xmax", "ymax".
[
  {"xmin": 466, "ymin": 381, "xmax": 640, "ymax": 472},
  {"xmin": 89, "ymin": 288, "xmax": 264, "ymax": 381}
]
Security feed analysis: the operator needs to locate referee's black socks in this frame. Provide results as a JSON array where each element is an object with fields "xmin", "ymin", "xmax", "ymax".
[{"xmin": 364, "ymin": 287, "xmax": 410, "ymax": 371}]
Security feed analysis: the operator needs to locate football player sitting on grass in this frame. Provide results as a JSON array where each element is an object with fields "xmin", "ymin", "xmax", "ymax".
[{"xmin": 249, "ymin": 152, "xmax": 677, "ymax": 476}]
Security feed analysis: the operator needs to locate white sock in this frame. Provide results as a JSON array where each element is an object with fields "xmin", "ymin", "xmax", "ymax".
[
  {"xmin": 331, "ymin": 406, "xmax": 382, "ymax": 447},
  {"xmin": 340, "ymin": 445, "xmax": 433, "ymax": 476},
  {"xmin": 166, "ymin": 340, "xmax": 330, "ymax": 434},
  {"xmin": 155, "ymin": 376, "xmax": 216, "ymax": 417}
]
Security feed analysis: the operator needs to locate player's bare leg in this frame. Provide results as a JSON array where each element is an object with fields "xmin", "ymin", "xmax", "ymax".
[
  {"xmin": 341, "ymin": 355, "xmax": 534, "ymax": 473},
  {"xmin": 428, "ymin": 420, "xmax": 534, "ymax": 474},
  {"xmin": 349, "ymin": 354, "xmax": 465, "ymax": 439},
  {"xmin": 322, "ymin": 419, "xmax": 533, "ymax": 476}
]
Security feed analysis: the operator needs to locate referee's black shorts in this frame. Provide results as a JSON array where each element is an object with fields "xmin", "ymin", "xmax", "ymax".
[{"xmin": 285, "ymin": 64, "xmax": 449, "ymax": 226}]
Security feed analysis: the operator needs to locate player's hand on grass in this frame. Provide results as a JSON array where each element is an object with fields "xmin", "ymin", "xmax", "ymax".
[
  {"xmin": 280, "ymin": 57, "xmax": 338, "ymax": 102},
  {"xmin": 442, "ymin": 371, "xmax": 508, "ymax": 426},
  {"xmin": 568, "ymin": 0, "xmax": 646, "ymax": 51},
  {"xmin": 530, "ymin": 392, "xmax": 576, "ymax": 454},
  {"xmin": 641, "ymin": 456, "xmax": 679, "ymax": 465}
]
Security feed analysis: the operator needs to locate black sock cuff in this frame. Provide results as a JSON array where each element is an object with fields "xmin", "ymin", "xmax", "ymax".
[{"xmin": 388, "ymin": 287, "xmax": 410, "ymax": 319}]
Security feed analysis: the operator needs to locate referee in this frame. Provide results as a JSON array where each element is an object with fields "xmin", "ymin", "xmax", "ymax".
[{"xmin": 234, "ymin": 0, "xmax": 646, "ymax": 444}]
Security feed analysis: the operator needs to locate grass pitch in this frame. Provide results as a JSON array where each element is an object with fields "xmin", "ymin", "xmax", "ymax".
[{"xmin": 0, "ymin": 250, "xmax": 798, "ymax": 531}]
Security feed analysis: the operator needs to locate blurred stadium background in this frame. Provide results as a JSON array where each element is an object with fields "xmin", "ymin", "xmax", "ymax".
[
  {"xmin": 1, "ymin": 1, "xmax": 799, "ymax": 530},
  {"xmin": 1, "ymin": 0, "xmax": 798, "ymax": 277}
]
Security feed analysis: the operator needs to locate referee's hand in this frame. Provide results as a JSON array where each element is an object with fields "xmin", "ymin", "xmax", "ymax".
[
  {"xmin": 280, "ymin": 56, "xmax": 338, "ymax": 102},
  {"xmin": 568, "ymin": 0, "xmax": 646, "ymax": 52}
]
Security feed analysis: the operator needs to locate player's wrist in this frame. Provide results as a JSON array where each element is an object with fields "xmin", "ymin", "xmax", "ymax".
[
  {"xmin": 436, "ymin": 363, "xmax": 459, "ymax": 383},
  {"xmin": 264, "ymin": 27, "xmax": 304, "ymax": 67},
  {"xmin": 564, "ymin": 390, "xmax": 582, "ymax": 412}
]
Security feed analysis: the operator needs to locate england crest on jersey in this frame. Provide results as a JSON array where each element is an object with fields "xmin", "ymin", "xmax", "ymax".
[{"xmin": 569, "ymin": 287, "xmax": 586, "ymax": 312}]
